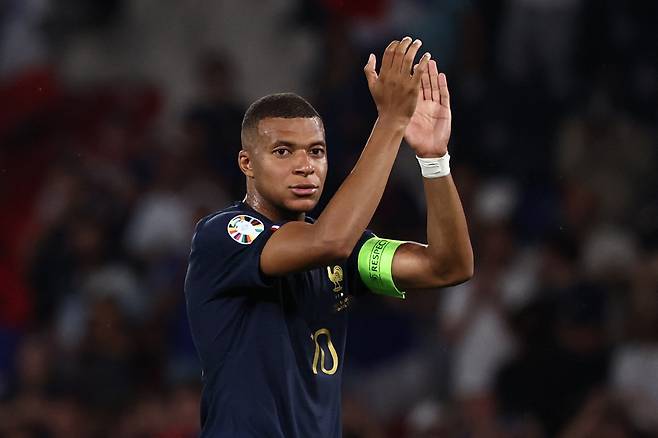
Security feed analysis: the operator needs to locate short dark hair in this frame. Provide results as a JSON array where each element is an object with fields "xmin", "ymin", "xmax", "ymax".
[{"xmin": 241, "ymin": 93, "xmax": 321, "ymax": 147}]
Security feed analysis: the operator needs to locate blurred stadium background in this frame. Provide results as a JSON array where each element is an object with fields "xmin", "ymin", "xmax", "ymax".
[{"xmin": 0, "ymin": 0, "xmax": 657, "ymax": 437}]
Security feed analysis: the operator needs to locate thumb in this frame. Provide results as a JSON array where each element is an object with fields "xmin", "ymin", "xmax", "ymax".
[{"xmin": 363, "ymin": 53, "xmax": 378, "ymax": 89}]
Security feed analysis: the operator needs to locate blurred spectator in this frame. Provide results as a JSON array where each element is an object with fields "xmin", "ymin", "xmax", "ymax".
[
  {"xmin": 611, "ymin": 252, "xmax": 658, "ymax": 433},
  {"xmin": 73, "ymin": 296, "xmax": 137, "ymax": 413},
  {"xmin": 555, "ymin": 89, "xmax": 654, "ymax": 224},
  {"xmin": 29, "ymin": 209, "xmax": 112, "ymax": 327},
  {"xmin": 498, "ymin": 0, "xmax": 583, "ymax": 100},
  {"xmin": 496, "ymin": 283, "xmax": 612, "ymax": 435},
  {"xmin": 0, "ymin": 334, "xmax": 54, "ymax": 435},
  {"xmin": 0, "ymin": 0, "xmax": 50, "ymax": 78},
  {"xmin": 1, "ymin": 1, "xmax": 656, "ymax": 437},
  {"xmin": 183, "ymin": 50, "xmax": 245, "ymax": 196},
  {"xmin": 558, "ymin": 392, "xmax": 640, "ymax": 438}
]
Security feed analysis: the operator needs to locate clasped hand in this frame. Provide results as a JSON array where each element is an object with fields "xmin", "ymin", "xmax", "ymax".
[{"xmin": 365, "ymin": 37, "xmax": 452, "ymax": 158}]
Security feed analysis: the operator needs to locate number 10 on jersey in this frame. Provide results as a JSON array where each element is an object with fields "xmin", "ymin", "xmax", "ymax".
[{"xmin": 311, "ymin": 328, "xmax": 338, "ymax": 375}]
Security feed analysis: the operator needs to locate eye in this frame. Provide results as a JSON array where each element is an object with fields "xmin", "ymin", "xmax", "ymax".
[
  {"xmin": 310, "ymin": 147, "xmax": 326, "ymax": 157},
  {"xmin": 273, "ymin": 147, "xmax": 291, "ymax": 157}
]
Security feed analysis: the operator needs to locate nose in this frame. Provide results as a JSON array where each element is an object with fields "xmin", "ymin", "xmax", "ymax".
[{"xmin": 292, "ymin": 151, "xmax": 314, "ymax": 176}]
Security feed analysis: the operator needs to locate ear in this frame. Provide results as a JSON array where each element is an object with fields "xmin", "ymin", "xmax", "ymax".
[{"xmin": 238, "ymin": 149, "xmax": 254, "ymax": 178}]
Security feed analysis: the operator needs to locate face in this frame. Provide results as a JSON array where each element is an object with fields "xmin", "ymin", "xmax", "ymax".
[{"xmin": 240, "ymin": 117, "xmax": 327, "ymax": 218}]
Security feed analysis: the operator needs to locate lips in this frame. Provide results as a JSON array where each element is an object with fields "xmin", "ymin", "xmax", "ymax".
[{"xmin": 290, "ymin": 184, "xmax": 318, "ymax": 196}]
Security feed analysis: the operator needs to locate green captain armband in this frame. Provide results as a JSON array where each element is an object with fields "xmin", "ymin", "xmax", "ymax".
[{"xmin": 357, "ymin": 237, "xmax": 406, "ymax": 299}]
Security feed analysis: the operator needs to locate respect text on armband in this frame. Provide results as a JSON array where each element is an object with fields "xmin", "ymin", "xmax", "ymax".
[{"xmin": 369, "ymin": 239, "xmax": 388, "ymax": 285}]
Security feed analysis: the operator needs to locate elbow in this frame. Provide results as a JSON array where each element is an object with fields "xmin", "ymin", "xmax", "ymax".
[
  {"xmin": 451, "ymin": 261, "xmax": 474, "ymax": 285},
  {"xmin": 432, "ymin": 249, "xmax": 474, "ymax": 287},
  {"xmin": 306, "ymin": 221, "xmax": 358, "ymax": 266},
  {"xmin": 438, "ymin": 265, "xmax": 473, "ymax": 287},
  {"xmin": 458, "ymin": 246, "xmax": 475, "ymax": 281},
  {"xmin": 451, "ymin": 248, "xmax": 474, "ymax": 284},
  {"xmin": 315, "ymin": 234, "xmax": 354, "ymax": 264},
  {"xmin": 325, "ymin": 243, "xmax": 352, "ymax": 262}
]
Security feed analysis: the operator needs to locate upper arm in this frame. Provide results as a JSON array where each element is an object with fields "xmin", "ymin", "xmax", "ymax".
[
  {"xmin": 185, "ymin": 214, "xmax": 275, "ymax": 300},
  {"xmin": 260, "ymin": 221, "xmax": 348, "ymax": 276},
  {"xmin": 392, "ymin": 241, "xmax": 471, "ymax": 290}
]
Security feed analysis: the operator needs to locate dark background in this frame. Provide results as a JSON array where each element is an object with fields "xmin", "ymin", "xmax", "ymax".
[{"xmin": 0, "ymin": 0, "xmax": 656, "ymax": 437}]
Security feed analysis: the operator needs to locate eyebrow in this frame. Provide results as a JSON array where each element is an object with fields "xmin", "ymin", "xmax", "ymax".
[{"xmin": 271, "ymin": 140, "xmax": 326, "ymax": 149}]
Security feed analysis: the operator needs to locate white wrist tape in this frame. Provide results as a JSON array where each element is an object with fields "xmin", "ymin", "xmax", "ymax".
[{"xmin": 416, "ymin": 153, "xmax": 450, "ymax": 178}]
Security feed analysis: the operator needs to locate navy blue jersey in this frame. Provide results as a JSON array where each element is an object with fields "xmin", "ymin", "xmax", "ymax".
[{"xmin": 184, "ymin": 201, "xmax": 373, "ymax": 437}]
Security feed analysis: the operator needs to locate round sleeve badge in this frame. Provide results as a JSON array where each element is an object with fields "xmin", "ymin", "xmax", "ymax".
[{"xmin": 227, "ymin": 215, "xmax": 265, "ymax": 245}]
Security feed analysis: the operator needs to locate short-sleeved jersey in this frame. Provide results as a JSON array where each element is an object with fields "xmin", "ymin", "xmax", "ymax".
[{"xmin": 184, "ymin": 201, "xmax": 373, "ymax": 438}]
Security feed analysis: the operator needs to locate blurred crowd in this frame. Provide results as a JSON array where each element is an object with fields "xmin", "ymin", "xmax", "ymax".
[{"xmin": 1, "ymin": 0, "xmax": 657, "ymax": 437}]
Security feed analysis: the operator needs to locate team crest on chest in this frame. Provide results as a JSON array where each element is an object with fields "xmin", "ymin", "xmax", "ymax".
[
  {"xmin": 326, "ymin": 266, "xmax": 343, "ymax": 292},
  {"xmin": 227, "ymin": 215, "xmax": 265, "ymax": 245},
  {"xmin": 326, "ymin": 265, "xmax": 352, "ymax": 312}
]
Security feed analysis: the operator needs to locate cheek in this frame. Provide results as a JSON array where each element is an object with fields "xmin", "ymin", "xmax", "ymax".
[
  {"xmin": 254, "ymin": 159, "xmax": 289, "ymax": 186},
  {"xmin": 317, "ymin": 161, "xmax": 328, "ymax": 184}
]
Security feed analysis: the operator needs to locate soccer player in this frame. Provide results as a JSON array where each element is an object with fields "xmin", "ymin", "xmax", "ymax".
[{"xmin": 185, "ymin": 37, "xmax": 473, "ymax": 437}]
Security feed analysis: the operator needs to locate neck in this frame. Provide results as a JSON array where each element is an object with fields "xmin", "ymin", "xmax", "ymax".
[{"xmin": 243, "ymin": 191, "xmax": 305, "ymax": 223}]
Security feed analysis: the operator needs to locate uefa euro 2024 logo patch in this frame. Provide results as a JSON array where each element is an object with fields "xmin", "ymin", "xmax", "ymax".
[{"xmin": 227, "ymin": 215, "xmax": 265, "ymax": 245}]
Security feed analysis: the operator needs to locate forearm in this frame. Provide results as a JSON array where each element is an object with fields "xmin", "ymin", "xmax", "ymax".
[
  {"xmin": 423, "ymin": 174, "xmax": 473, "ymax": 280},
  {"xmin": 314, "ymin": 116, "xmax": 406, "ymax": 255},
  {"xmin": 260, "ymin": 38, "xmax": 430, "ymax": 275}
]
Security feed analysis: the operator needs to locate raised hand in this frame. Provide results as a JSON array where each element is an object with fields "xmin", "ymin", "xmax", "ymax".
[
  {"xmin": 364, "ymin": 37, "xmax": 431, "ymax": 126},
  {"xmin": 404, "ymin": 60, "xmax": 451, "ymax": 158}
]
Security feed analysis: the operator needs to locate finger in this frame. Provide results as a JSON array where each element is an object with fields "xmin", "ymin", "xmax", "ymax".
[
  {"xmin": 419, "ymin": 62, "xmax": 431, "ymax": 100},
  {"xmin": 363, "ymin": 53, "xmax": 378, "ymax": 90},
  {"xmin": 412, "ymin": 52, "xmax": 431, "ymax": 86},
  {"xmin": 438, "ymin": 72, "xmax": 450, "ymax": 108},
  {"xmin": 392, "ymin": 36, "xmax": 413, "ymax": 73},
  {"xmin": 429, "ymin": 60, "xmax": 440, "ymax": 102},
  {"xmin": 402, "ymin": 38, "xmax": 422, "ymax": 76},
  {"xmin": 416, "ymin": 84, "xmax": 425, "ymax": 106},
  {"xmin": 381, "ymin": 40, "xmax": 399, "ymax": 74}
]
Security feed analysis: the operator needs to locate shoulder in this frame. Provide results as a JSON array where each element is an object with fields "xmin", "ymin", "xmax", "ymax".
[{"xmin": 193, "ymin": 204, "xmax": 272, "ymax": 249}]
